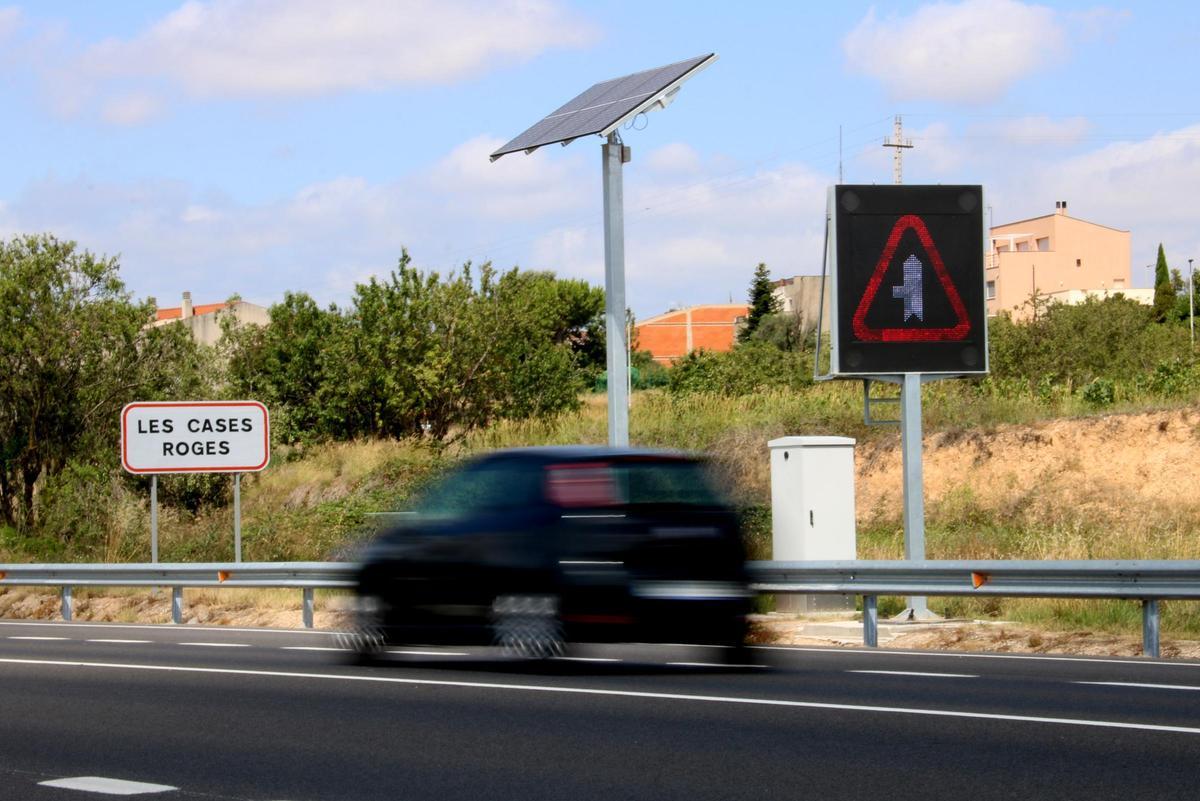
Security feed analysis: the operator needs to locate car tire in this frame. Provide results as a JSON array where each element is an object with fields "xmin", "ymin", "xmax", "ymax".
[
  {"xmin": 491, "ymin": 594, "xmax": 565, "ymax": 659},
  {"xmin": 336, "ymin": 593, "xmax": 388, "ymax": 663}
]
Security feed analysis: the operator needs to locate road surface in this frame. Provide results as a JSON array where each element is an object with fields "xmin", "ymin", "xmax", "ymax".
[{"xmin": 1, "ymin": 619, "xmax": 1198, "ymax": 800}]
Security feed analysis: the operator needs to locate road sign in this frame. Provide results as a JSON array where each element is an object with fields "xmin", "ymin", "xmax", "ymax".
[
  {"xmin": 830, "ymin": 185, "xmax": 987, "ymax": 375},
  {"xmin": 121, "ymin": 401, "xmax": 270, "ymax": 474}
]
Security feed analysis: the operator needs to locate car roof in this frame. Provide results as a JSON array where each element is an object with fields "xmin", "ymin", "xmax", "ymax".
[{"xmin": 473, "ymin": 445, "xmax": 700, "ymax": 463}]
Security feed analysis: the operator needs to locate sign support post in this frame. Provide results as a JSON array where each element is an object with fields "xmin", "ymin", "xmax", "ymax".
[
  {"xmin": 602, "ymin": 132, "xmax": 630, "ymax": 447},
  {"xmin": 150, "ymin": 475, "xmax": 159, "ymax": 563},
  {"xmin": 233, "ymin": 473, "xmax": 242, "ymax": 563},
  {"xmin": 900, "ymin": 373, "xmax": 931, "ymax": 619}
]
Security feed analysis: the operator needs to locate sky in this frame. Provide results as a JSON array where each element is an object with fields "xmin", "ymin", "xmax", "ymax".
[{"xmin": 0, "ymin": 0, "xmax": 1197, "ymax": 318}]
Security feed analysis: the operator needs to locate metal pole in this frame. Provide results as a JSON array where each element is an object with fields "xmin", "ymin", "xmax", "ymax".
[
  {"xmin": 602, "ymin": 132, "xmax": 630, "ymax": 447},
  {"xmin": 863, "ymin": 595, "xmax": 878, "ymax": 648},
  {"xmin": 233, "ymin": 473, "xmax": 242, "ymax": 563},
  {"xmin": 1142, "ymin": 599, "xmax": 1160, "ymax": 659},
  {"xmin": 150, "ymin": 475, "xmax": 158, "ymax": 563},
  {"xmin": 1188, "ymin": 258, "xmax": 1194, "ymax": 348},
  {"xmin": 900, "ymin": 373, "xmax": 931, "ymax": 619},
  {"xmin": 172, "ymin": 587, "xmax": 183, "ymax": 624},
  {"xmin": 61, "ymin": 586, "xmax": 73, "ymax": 621},
  {"xmin": 303, "ymin": 588, "xmax": 315, "ymax": 629}
]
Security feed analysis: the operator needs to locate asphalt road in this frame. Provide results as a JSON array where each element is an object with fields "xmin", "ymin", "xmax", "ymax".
[{"xmin": 2, "ymin": 619, "xmax": 1199, "ymax": 800}]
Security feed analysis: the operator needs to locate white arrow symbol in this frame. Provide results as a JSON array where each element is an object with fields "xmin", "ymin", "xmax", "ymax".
[{"xmin": 892, "ymin": 255, "xmax": 924, "ymax": 322}]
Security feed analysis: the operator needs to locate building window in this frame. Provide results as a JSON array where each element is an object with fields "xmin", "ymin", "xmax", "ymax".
[
  {"xmin": 1076, "ymin": 258, "xmax": 1082, "ymax": 267},
  {"xmin": 996, "ymin": 243, "xmax": 1010, "ymax": 252},
  {"xmin": 1036, "ymin": 237, "xmax": 1049, "ymax": 251},
  {"xmin": 986, "ymin": 281, "xmax": 996, "ymax": 300},
  {"xmin": 1016, "ymin": 241, "xmax": 1031, "ymax": 252}
]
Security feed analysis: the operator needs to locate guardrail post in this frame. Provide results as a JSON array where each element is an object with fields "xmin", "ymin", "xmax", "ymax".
[
  {"xmin": 172, "ymin": 587, "xmax": 183, "ymax": 624},
  {"xmin": 1142, "ymin": 599, "xmax": 1160, "ymax": 659},
  {"xmin": 863, "ymin": 595, "xmax": 878, "ymax": 648},
  {"xmin": 61, "ymin": 586, "xmax": 73, "ymax": 621},
  {"xmin": 302, "ymin": 588, "xmax": 314, "ymax": 629}
]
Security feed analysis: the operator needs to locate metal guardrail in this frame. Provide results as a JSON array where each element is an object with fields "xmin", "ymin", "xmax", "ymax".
[
  {"xmin": 747, "ymin": 560, "xmax": 1200, "ymax": 658},
  {"xmin": 0, "ymin": 562, "xmax": 357, "ymax": 629},
  {"xmin": 2, "ymin": 560, "xmax": 1198, "ymax": 657}
]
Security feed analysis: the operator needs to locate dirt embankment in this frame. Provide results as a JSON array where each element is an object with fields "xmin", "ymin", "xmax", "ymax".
[{"xmin": 856, "ymin": 406, "xmax": 1200, "ymax": 545}]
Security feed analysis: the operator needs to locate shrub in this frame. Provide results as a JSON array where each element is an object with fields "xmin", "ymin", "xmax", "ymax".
[{"xmin": 1081, "ymin": 378, "xmax": 1115, "ymax": 407}]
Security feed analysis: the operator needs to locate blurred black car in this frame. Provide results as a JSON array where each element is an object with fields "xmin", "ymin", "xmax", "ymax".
[{"xmin": 346, "ymin": 446, "xmax": 752, "ymax": 660}]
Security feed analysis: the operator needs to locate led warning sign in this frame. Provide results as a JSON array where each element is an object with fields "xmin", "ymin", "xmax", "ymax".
[{"xmin": 831, "ymin": 185, "xmax": 987, "ymax": 375}]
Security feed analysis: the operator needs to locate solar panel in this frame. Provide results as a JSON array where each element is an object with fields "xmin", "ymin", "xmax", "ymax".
[{"xmin": 490, "ymin": 53, "xmax": 717, "ymax": 161}]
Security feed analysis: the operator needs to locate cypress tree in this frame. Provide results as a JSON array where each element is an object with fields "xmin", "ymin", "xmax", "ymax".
[
  {"xmin": 1152, "ymin": 243, "xmax": 1176, "ymax": 323},
  {"xmin": 739, "ymin": 262, "xmax": 781, "ymax": 343}
]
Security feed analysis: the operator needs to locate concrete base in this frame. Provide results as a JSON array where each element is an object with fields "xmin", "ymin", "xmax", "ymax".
[{"xmin": 775, "ymin": 593, "xmax": 855, "ymax": 615}]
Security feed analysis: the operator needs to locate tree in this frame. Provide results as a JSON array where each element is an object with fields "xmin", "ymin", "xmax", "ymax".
[
  {"xmin": 1152, "ymin": 243, "xmax": 1177, "ymax": 323},
  {"xmin": 738, "ymin": 263, "xmax": 781, "ymax": 343},
  {"xmin": 0, "ymin": 234, "xmax": 208, "ymax": 529}
]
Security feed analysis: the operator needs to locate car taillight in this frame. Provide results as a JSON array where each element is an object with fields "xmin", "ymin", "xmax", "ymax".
[{"xmin": 545, "ymin": 463, "xmax": 619, "ymax": 507}]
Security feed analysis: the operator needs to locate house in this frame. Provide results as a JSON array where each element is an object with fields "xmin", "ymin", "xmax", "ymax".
[
  {"xmin": 635, "ymin": 304, "xmax": 748, "ymax": 365},
  {"xmin": 772, "ymin": 275, "xmax": 830, "ymax": 338},
  {"xmin": 987, "ymin": 202, "xmax": 1148, "ymax": 320},
  {"xmin": 151, "ymin": 291, "xmax": 270, "ymax": 346}
]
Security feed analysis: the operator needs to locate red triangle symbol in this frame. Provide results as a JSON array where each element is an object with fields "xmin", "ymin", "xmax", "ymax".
[{"xmin": 851, "ymin": 215, "xmax": 972, "ymax": 342}]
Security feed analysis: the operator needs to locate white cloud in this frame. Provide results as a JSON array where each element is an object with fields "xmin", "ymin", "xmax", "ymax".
[
  {"xmin": 0, "ymin": 6, "xmax": 20, "ymax": 39},
  {"xmin": 100, "ymin": 91, "xmax": 163, "ymax": 126},
  {"xmin": 1032, "ymin": 124, "xmax": 1200, "ymax": 271},
  {"xmin": 0, "ymin": 138, "xmax": 835, "ymax": 318},
  {"xmin": 644, "ymin": 143, "xmax": 702, "ymax": 174},
  {"xmin": 843, "ymin": 0, "xmax": 1065, "ymax": 103},
  {"xmin": 78, "ymin": 0, "xmax": 596, "ymax": 100}
]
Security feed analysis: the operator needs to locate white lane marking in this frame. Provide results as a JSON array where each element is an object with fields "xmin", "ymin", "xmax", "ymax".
[
  {"xmin": 3, "ymin": 656, "xmax": 1199, "ymax": 737},
  {"xmin": 281, "ymin": 646, "xmax": 347, "ymax": 652},
  {"xmin": 554, "ymin": 657, "xmax": 622, "ymax": 663},
  {"xmin": 759, "ymin": 645, "xmax": 1200, "ymax": 669},
  {"xmin": 1076, "ymin": 681, "xmax": 1200, "ymax": 692},
  {"xmin": 87, "ymin": 639, "xmax": 153, "ymax": 645},
  {"xmin": 387, "ymin": 650, "xmax": 469, "ymax": 657},
  {"xmin": 38, "ymin": 776, "xmax": 178, "ymax": 795},
  {"xmin": 850, "ymin": 670, "xmax": 978, "ymax": 679},
  {"xmin": 667, "ymin": 662, "xmax": 767, "ymax": 669},
  {"xmin": 8, "ymin": 636, "xmax": 69, "ymax": 641},
  {"xmin": 178, "ymin": 642, "xmax": 250, "ymax": 648},
  {"xmin": 0, "ymin": 620, "xmax": 326, "ymax": 636}
]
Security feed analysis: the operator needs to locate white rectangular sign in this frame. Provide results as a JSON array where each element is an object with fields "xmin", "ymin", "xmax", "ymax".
[{"xmin": 121, "ymin": 401, "xmax": 270, "ymax": 474}]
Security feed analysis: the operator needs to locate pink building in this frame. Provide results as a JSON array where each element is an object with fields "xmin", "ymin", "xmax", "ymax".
[{"xmin": 987, "ymin": 202, "xmax": 1144, "ymax": 321}]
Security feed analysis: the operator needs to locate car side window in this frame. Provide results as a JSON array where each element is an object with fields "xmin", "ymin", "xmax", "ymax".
[{"xmin": 415, "ymin": 460, "xmax": 544, "ymax": 517}]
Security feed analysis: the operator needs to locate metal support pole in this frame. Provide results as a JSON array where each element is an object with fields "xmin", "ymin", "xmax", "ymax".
[
  {"xmin": 233, "ymin": 472, "xmax": 242, "ymax": 563},
  {"xmin": 150, "ymin": 475, "xmax": 158, "ymax": 563},
  {"xmin": 303, "ymin": 588, "xmax": 315, "ymax": 629},
  {"xmin": 172, "ymin": 587, "xmax": 183, "ymax": 624},
  {"xmin": 900, "ymin": 373, "xmax": 932, "ymax": 619},
  {"xmin": 863, "ymin": 595, "xmax": 878, "ymax": 648},
  {"xmin": 1142, "ymin": 599, "xmax": 1160, "ymax": 659},
  {"xmin": 1188, "ymin": 258, "xmax": 1194, "ymax": 349},
  {"xmin": 602, "ymin": 132, "xmax": 630, "ymax": 447},
  {"xmin": 61, "ymin": 586, "xmax": 73, "ymax": 621}
]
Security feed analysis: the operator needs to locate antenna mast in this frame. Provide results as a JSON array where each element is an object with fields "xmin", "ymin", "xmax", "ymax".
[{"xmin": 882, "ymin": 114, "xmax": 913, "ymax": 184}]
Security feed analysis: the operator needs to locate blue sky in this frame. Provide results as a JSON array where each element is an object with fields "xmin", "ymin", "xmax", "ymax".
[{"xmin": 0, "ymin": 0, "xmax": 1197, "ymax": 317}]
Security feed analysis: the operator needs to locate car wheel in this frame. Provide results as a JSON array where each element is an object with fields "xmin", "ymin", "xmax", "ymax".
[
  {"xmin": 491, "ymin": 594, "xmax": 565, "ymax": 659},
  {"xmin": 336, "ymin": 593, "xmax": 388, "ymax": 663}
]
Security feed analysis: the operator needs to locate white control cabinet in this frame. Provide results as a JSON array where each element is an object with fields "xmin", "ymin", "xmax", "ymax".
[{"xmin": 768, "ymin": 436, "xmax": 856, "ymax": 613}]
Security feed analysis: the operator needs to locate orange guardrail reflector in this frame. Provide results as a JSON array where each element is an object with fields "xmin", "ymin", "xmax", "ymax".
[
  {"xmin": 971, "ymin": 572, "xmax": 989, "ymax": 589},
  {"xmin": 218, "ymin": 571, "xmax": 231, "ymax": 583},
  {"xmin": 0, "ymin": 571, "xmax": 6, "ymax": 580}
]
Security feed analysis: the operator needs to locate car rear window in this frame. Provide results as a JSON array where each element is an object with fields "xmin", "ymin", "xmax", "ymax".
[{"xmin": 546, "ymin": 459, "xmax": 723, "ymax": 508}]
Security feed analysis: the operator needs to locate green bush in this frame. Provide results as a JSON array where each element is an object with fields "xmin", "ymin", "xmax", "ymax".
[
  {"xmin": 1081, "ymin": 377, "xmax": 1115, "ymax": 407},
  {"xmin": 668, "ymin": 342, "xmax": 813, "ymax": 396}
]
